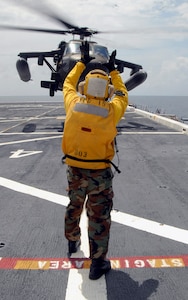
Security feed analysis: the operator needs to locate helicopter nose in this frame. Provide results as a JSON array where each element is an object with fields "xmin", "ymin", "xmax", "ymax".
[{"xmin": 16, "ymin": 58, "xmax": 31, "ymax": 82}]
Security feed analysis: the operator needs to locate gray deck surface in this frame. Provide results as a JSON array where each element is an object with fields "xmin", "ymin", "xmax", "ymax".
[{"xmin": 0, "ymin": 102, "xmax": 187, "ymax": 299}]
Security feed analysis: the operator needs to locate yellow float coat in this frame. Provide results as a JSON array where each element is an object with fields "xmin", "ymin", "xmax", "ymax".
[{"xmin": 62, "ymin": 62, "xmax": 128, "ymax": 169}]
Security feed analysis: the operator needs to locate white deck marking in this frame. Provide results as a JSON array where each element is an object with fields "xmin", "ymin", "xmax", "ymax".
[
  {"xmin": 0, "ymin": 132, "xmax": 62, "ymax": 135},
  {"xmin": 0, "ymin": 176, "xmax": 188, "ymax": 246},
  {"xmin": 1, "ymin": 107, "xmax": 60, "ymax": 133},
  {"xmin": 119, "ymin": 131, "xmax": 183, "ymax": 135},
  {"xmin": 65, "ymin": 207, "xmax": 107, "ymax": 300},
  {"xmin": 0, "ymin": 116, "xmax": 65, "ymax": 123},
  {"xmin": 65, "ymin": 268, "xmax": 107, "ymax": 300},
  {"xmin": 111, "ymin": 210, "xmax": 188, "ymax": 245},
  {"xmin": 0, "ymin": 135, "xmax": 62, "ymax": 146},
  {"xmin": 0, "ymin": 176, "xmax": 69, "ymax": 207},
  {"xmin": 10, "ymin": 149, "xmax": 43, "ymax": 158}
]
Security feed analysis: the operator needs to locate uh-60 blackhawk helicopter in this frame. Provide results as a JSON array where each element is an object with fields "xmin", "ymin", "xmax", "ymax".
[{"xmin": 0, "ymin": 6, "xmax": 147, "ymax": 96}]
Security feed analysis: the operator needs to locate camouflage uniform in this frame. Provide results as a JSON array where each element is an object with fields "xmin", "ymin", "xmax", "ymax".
[{"xmin": 65, "ymin": 166, "xmax": 114, "ymax": 259}]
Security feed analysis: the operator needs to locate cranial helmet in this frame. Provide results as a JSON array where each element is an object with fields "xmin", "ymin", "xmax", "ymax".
[{"xmin": 78, "ymin": 69, "xmax": 114, "ymax": 99}]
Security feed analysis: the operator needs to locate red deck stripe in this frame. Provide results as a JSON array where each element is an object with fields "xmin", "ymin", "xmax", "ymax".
[{"xmin": 0, "ymin": 254, "xmax": 188, "ymax": 270}]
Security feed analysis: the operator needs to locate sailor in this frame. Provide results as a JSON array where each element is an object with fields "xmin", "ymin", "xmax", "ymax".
[{"xmin": 62, "ymin": 41, "xmax": 128, "ymax": 280}]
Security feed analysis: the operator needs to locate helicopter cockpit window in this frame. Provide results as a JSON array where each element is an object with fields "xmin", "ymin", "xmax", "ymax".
[
  {"xmin": 65, "ymin": 42, "xmax": 81, "ymax": 55},
  {"xmin": 93, "ymin": 45, "xmax": 109, "ymax": 59}
]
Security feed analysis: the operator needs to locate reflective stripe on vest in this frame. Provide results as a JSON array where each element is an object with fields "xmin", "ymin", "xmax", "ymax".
[{"xmin": 74, "ymin": 103, "xmax": 109, "ymax": 117}]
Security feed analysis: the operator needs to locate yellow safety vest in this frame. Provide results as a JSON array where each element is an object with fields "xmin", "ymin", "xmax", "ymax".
[
  {"xmin": 62, "ymin": 97, "xmax": 117, "ymax": 169},
  {"xmin": 62, "ymin": 62, "xmax": 128, "ymax": 170}
]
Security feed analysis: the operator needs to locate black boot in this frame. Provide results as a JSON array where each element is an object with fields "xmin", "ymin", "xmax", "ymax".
[
  {"xmin": 89, "ymin": 258, "xmax": 111, "ymax": 280},
  {"xmin": 68, "ymin": 240, "xmax": 81, "ymax": 257}
]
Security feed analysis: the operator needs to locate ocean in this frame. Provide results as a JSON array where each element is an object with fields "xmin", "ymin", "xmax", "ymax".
[
  {"xmin": 129, "ymin": 95, "xmax": 188, "ymax": 121},
  {"xmin": 0, "ymin": 95, "xmax": 187, "ymax": 121}
]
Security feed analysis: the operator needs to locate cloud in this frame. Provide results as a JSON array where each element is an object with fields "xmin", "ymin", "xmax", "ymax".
[{"xmin": 160, "ymin": 56, "xmax": 188, "ymax": 81}]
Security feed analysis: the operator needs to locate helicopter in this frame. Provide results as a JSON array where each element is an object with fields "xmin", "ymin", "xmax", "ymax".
[{"xmin": 0, "ymin": 5, "xmax": 147, "ymax": 97}]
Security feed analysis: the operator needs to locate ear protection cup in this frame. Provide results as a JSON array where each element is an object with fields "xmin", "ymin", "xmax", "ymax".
[
  {"xmin": 78, "ymin": 81, "xmax": 85, "ymax": 95},
  {"xmin": 108, "ymin": 84, "xmax": 114, "ymax": 98}
]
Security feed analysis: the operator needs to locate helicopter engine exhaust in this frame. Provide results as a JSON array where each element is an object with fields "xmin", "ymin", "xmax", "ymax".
[
  {"xmin": 16, "ymin": 58, "xmax": 31, "ymax": 82},
  {"xmin": 125, "ymin": 70, "xmax": 147, "ymax": 91}
]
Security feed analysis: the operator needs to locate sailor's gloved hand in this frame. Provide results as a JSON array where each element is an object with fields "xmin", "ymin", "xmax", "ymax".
[
  {"xmin": 105, "ymin": 50, "xmax": 116, "ymax": 72},
  {"xmin": 80, "ymin": 41, "xmax": 93, "ymax": 65}
]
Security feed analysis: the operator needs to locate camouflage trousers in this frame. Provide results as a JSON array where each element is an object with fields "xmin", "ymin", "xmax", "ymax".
[{"xmin": 65, "ymin": 165, "xmax": 114, "ymax": 259}]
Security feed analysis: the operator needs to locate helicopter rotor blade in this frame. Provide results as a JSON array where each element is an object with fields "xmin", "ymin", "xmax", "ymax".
[
  {"xmin": 3, "ymin": 1, "xmax": 187, "ymax": 39},
  {"xmin": 0, "ymin": 24, "xmax": 69, "ymax": 35},
  {"xmin": 0, "ymin": 24, "xmax": 96, "ymax": 37},
  {"xmin": 1, "ymin": 0, "xmax": 92, "ymax": 37},
  {"xmin": 38, "ymin": 11, "xmax": 80, "ymax": 31},
  {"xmin": 5, "ymin": 0, "xmax": 79, "ymax": 31},
  {"xmin": 1, "ymin": 24, "xmax": 187, "ymax": 39},
  {"xmin": 98, "ymin": 27, "xmax": 188, "ymax": 35}
]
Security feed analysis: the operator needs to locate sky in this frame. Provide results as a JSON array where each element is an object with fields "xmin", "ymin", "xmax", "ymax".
[{"xmin": 0, "ymin": 0, "xmax": 188, "ymax": 97}]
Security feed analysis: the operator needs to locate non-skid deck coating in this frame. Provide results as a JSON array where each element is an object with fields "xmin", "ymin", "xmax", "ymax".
[{"xmin": 0, "ymin": 102, "xmax": 188, "ymax": 300}]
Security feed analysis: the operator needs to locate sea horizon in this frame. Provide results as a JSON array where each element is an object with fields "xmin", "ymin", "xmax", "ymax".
[{"xmin": 0, "ymin": 95, "xmax": 187, "ymax": 121}]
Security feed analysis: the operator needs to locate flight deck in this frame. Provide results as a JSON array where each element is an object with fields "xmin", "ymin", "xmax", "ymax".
[{"xmin": 0, "ymin": 102, "xmax": 188, "ymax": 300}]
